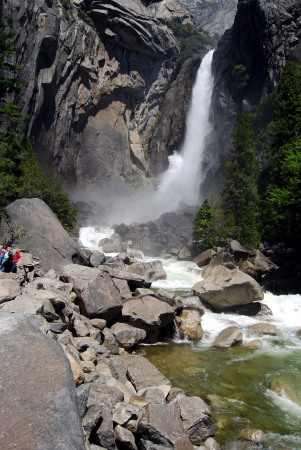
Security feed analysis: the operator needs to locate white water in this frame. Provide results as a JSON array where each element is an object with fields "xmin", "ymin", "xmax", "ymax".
[{"xmin": 153, "ymin": 50, "xmax": 214, "ymax": 212}]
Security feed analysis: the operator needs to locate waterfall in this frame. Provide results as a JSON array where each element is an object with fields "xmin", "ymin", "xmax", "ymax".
[
  {"xmin": 154, "ymin": 50, "xmax": 214, "ymax": 213},
  {"xmin": 78, "ymin": 50, "xmax": 215, "ymax": 225}
]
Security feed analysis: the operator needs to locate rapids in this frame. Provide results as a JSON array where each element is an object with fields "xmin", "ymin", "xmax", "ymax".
[{"xmin": 80, "ymin": 225, "xmax": 301, "ymax": 448}]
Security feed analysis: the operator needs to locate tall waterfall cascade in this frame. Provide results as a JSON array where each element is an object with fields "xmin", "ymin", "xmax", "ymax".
[{"xmin": 155, "ymin": 49, "xmax": 214, "ymax": 213}]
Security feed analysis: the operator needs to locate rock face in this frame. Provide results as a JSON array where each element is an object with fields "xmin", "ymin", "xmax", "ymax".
[
  {"xmin": 0, "ymin": 313, "xmax": 85, "ymax": 449},
  {"xmin": 179, "ymin": 0, "xmax": 237, "ymax": 36},
  {"xmin": 0, "ymin": 0, "xmax": 195, "ymax": 188},
  {"xmin": 192, "ymin": 265, "xmax": 264, "ymax": 310},
  {"xmin": 0, "ymin": 198, "xmax": 88, "ymax": 272},
  {"xmin": 202, "ymin": 0, "xmax": 301, "ymax": 197}
]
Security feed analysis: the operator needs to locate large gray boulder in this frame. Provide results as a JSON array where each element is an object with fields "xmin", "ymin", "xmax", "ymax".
[
  {"xmin": 60, "ymin": 264, "xmax": 122, "ymax": 321},
  {"xmin": 110, "ymin": 323, "xmax": 147, "ymax": 349},
  {"xmin": 0, "ymin": 313, "xmax": 85, "ymax": 449},
  {"xmin": 0, "ymin": 279, "xmax": 21, "ymax": 304},
  {"xmin": 192, "ymin": 266, "xmax": 264, "ymax": 310},
  {"xmin": 0, "ymin": 199, "xmax": 88, "ymax": 272},
  {"xmin": 121, "ymin": 296, "xmax": 175, "ymax": 331}
]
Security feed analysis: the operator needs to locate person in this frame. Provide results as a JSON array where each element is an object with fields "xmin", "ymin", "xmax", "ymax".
[
  {"xmin": 10, "ymin": 249, "xmax": 21, "ymax": 273},
  {"xmin": 0, "ymin": 250, "xmax": 5, "ymax": 265},
  {"xmin": 0, "ymin": 245, "xmax": 11, "ymax": 271}
]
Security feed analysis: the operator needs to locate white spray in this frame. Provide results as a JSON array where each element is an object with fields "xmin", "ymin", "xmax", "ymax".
[{"xmin": 154, "ymin": 49, "xmax": 214, "ymax": 213}]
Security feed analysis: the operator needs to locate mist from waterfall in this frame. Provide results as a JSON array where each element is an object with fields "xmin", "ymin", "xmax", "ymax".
[{"xmin": 75, "ymin": 50, "xmax": 214, "ymax": 225}]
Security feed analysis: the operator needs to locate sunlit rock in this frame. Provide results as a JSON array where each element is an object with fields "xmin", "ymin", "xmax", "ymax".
[{"xmin": 212, "ymin": 326, "xmax": 243, "ymax": 348}]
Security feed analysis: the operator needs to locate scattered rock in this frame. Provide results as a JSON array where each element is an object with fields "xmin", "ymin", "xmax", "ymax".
[
  {"xmin": 248, "ymin": 323, "xmax": 277, "ymax": 336},
  {"xmin": 239, "ymin": 427, "xmax": 265, "ymax": 442},
  {"xmin": 213, "ymin": 326, "xmax": 243, "ymax": 348},
  {"xmin": 110, "ymin": 323, "xmax": 147, "ymax": 349},
  {"xmin": 178, "ymin": 309, "xmax": 203, "ymax": 341}
]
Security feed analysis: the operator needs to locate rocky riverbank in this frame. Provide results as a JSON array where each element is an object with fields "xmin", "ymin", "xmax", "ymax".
[{"xmin": 0, "ymin": 198, "xmax": 295, "ymax": 449}]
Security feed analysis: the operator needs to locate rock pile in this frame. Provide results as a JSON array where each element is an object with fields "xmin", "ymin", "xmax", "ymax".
[{"xmin": 0, "ymin": 250, "xmax": 218, "ymax": 449}]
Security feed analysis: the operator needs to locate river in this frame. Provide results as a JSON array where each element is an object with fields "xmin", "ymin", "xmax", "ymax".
[{"xmin": 80, "ymin": 225, "xmax": 301, "ymax": 449}]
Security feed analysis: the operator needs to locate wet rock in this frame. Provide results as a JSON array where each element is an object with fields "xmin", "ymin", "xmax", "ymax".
[
  {"xmin": 110, "ymin": 323, "xmax": 147, "ymax": 349},
  {"xmin": 248, "ymin": 322, "xmax": 277, "ymax": 336},
  {"xmin": 245, "ymin": 339, "xmax": 263, "ymax": 349},
  {"xmin": 270, "ymin": 379, "xmax": 301, "ymax": 406},
  {"xmin": 193, "ymin": 265, "xmax": 264, "ymax": 310},
  {"xmin": 122, "ymin": 296, "xmax": 175, "ymax": 331},
  {"xmin": 178, "ymin": 309, "xmax": 203, "ymax": 341},
  {"xmin": 213, "ymin": 326, "xmax": 243, "ymax": 348},
  {"xmin": 0, "ymin": 313, "xmax": 85, "ymax": 448},
  {"xmin": 239, "ymin": 427, "xmax": 265, "ymax": 442},
  {"xmin": 60, "ymin": 264, "xmax": 122, "ymax": 321},
  {"xmin": 100, "ymin": 265, "xmax": 152, "ymax": 289},
  {"xmin": 126, "ymin": 260, "xmax": 167, "ymax": 282}
]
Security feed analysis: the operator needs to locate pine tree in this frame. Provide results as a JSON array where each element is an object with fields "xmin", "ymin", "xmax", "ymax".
[
  {"xmin": 192, "ymin": 199, "xmax": 215, "ymax": 251},
  {"xmin": 221, "ymin": 112, "xmax": 260, "ymax": 247}
]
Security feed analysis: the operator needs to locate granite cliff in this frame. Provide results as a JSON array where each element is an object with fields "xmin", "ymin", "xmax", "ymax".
[
  {"xmin": 1, "ymin": 0, "xmax": 195, "ymax": 190},
  {"xmin": 201, "ymin": 0, "xmax": 301, "ymax": 197}
]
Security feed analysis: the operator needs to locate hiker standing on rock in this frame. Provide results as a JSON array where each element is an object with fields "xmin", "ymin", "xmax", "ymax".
[{"xmin": 10, "ymin": 249, "xmax": 21, "ymax": 273}]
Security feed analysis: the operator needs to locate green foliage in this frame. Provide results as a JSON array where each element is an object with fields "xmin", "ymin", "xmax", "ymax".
[
  {"xmin": 78, "ymin": 8, "xmax": 94, "ymax": 28},
  {"xmin": 232, "ymin": 64, "xmax": 250, "ymax": 97},
  {"xmin": 193, "ymin": 199, "xmax": 215, "ymax": 251},
  {"xmin": 167, "ymin": 21, "xmax": 212, "ymax": 66},
  {"xmin": 221, "ymin": 112, "xmax": 260, "ymax": 247},
  {"xmin": 262, "ymin": 61, "xmax": 301, "ymax": 243},
  {"xmin": 0, "ymin": 19, "xmax": 76, "ymax": 229}
]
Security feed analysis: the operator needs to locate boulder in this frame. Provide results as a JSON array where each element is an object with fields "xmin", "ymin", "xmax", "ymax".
[
  {"xmin": 229, "ymin": 240, "xmax": 252, "ymax": 262},
  {"xmin": 1, "ymin": 198, "xmax": 88, "ymax": 272},
  {"xmin": 126, "ymin": 260, "xmax": 167, "ymax": 282},
  {"xmin": 113, "ymin": 278, "xmax": 132, "ymax": 300},
  {"xmin": 0, "ymin": 279, "xmax": 21, "ymax": 304},
  {"xmin": 192, "ymin": 266, "xmax": 264, "ymax": 310},
  {"xmin": 168, "ymin": 395, "xmax": 216, "ymax": 445},
  {"xmin": 0, "ymin": 293, "xmax": 58, "ymax": 319},
  {"xmin": 178, "ymin": 310, "xmax": 203, "ymax": 341},
  {"xmin": 121, "ymin": 296, "xmax": 175, "ymax": 331},
  {"xmin": 248, "ymin": 323, "xmax": 277, "ymax": 336},
  {"xmin": 110, "ymin": 323, "xmax": 147, "ymax": 349},
  {"xmin": 99, "ymin": 238, "xmax": 125, "ymax": 253},
  {"xmin": 100, "ymin": 265, "xmax": 152, "ymax": 289},
  {"xmin": 60, "ymin": 264, "xmax": 122, "ymax": 321},
  {"xmin": 212, "ymin": 326, "xmax": 243, "ymax": 348},
  {"xmin": 0, "ymin": 313, "xmax": 85, "ymax": 448},
  {"xmin": 137, "ymin": 403, "xmax": 194, "ymax": 449},
  {"xmin": 108, "ymin": 355, "xmax": 171, "ymax": 391},
  {"xmin": 89, "ymin": 250, "xmax": 105, "ymax": 267},
  {"xmin": 194, "ymin": 249, "xmax": 217, "ymax": 268}
]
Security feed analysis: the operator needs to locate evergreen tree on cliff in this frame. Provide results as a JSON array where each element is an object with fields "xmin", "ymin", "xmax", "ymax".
[
  {"xmin": 221, "ymin": 112, "xmax": 260, "ymax": 247},
  {"xmin": 263, "ymin": 61, "xmax": 301, "ymax": 244},
  {"xmin": 0, "ymin": 18, "xmax": 76, "ymax": 228}
]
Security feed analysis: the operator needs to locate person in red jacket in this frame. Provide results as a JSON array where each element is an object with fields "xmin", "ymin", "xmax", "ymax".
[{"xmin": 10, "ymin": 249, "xmax": 21, "ymax": 273}]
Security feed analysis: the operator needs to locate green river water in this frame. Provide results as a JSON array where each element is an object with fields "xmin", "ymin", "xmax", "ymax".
[{"xmin": 142, "ymin": 335, "xmax": 301, "ymax": 448}]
